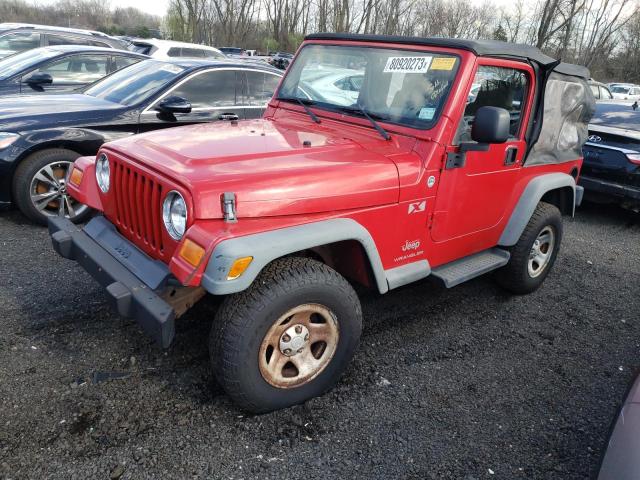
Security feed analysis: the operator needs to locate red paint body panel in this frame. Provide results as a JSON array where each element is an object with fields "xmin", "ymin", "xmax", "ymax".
[
  {"xmin": 67, "ymin": 38, "xmax": 584, "ymax": 290},
  {"xmin": 103, "ymin": 119, "xmax": 405, "ymax": 219},
  {"xmin": 67, "ymin": 156, "xmax": 102, "ymax": 211}
]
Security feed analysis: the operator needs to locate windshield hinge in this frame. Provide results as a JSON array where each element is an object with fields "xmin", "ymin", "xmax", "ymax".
[{"xmin": 221, "ymin": 192, "xmax": 238, "ymax": 223}]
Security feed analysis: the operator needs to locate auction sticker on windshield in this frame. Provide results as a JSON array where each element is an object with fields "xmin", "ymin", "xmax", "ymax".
[{"xmin": 384, "ymin": 56, "xmax": 432, "ymax": 73}]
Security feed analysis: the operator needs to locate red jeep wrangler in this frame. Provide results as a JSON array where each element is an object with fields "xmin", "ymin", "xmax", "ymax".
[{"xmin": 49, "ymin": 34, "xmax": 594, "ymax": 413}]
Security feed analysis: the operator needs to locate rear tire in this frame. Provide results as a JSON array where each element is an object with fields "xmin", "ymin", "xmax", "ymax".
[
  {"xmin": 210, "ymin": 257, "xmax": 362, "ymax": 413},
  {"xmin": 495, "ymin": 201, "xmax": 563, "ymax": 294},
  {"xmin": 12, "ymin": 148, "xmax": 91, "ymax": 225}
]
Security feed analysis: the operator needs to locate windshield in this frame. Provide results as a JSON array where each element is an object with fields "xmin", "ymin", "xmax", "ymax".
[
  {"xmin": 611, "ymin": 86, "xmax": 631, "ymax": 94},
  {"xmin": 0, "ymin": 47, "xmax": 59, "ymax": 80},
  {"xmin": 84, "ymin": 60, "xmax": 186, "ymax": 106},
  {"xmin": 278, "ymin": 44, "xmax": 459, "ymax": 129}
]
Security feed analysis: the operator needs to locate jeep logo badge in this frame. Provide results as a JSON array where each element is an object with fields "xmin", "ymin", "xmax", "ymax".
[
  {"xmin": 114, "ymin": 242, "xmax": 132, "ymax": 259},
  {"xmin": 588, "ymin": 135, "xmax": 602, "ymax": 143}
]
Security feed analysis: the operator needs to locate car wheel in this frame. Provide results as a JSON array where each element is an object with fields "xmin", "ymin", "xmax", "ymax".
[
  {"xmin": 210, "ymin": 257, "xmax": 362, "ymax": 413},
  {"xmin": 12, "ymin": 148, "xmax": 91, "ymax": 225},
  {"xmin": 495, "ymin": 201, "xmax": 563, "ymax": 294}
]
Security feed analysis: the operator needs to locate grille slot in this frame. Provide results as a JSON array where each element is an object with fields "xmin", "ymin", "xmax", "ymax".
[{"xmin": 111, "ymin": 159, "xmax": 164, "ymax": 255}]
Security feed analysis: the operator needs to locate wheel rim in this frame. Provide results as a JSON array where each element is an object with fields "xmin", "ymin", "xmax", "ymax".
[
  {"xmin": 528, "ymin": 226, "xmax": 555, "ymax": 278},
  {"xmin": 29, "ymin": 161, "xmax": 88, "ymax": 219},
  {"xmin": 259, "ymin": 303, "xmax": 339, "ymax": 389}
]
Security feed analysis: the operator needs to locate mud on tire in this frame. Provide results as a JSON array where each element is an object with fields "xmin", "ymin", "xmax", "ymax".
[{"xmin": 210, "ymin": 256, "xmax": 362, "ymax": 413}]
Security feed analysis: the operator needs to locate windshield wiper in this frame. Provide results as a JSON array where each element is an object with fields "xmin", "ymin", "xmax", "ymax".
[
  {"xmin": 279, "ymin": 96, "xmax": 320, "ymax": 124},
  {"xmin": 339, "ymin": 104, "xmax": 390, "ymax": 140}
]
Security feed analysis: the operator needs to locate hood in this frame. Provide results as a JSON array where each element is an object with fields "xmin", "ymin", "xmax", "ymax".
[
  {"xmin": 0, "ymin": 93, "xmax": 124, "ymax": 132},
  {"xmin": 105, "ymin": 119, "xmax": 403, "ymax": 219}
]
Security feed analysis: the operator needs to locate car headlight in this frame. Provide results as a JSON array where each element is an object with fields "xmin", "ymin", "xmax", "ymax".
[
  {"xmin": 95, "ymin": 153, "xmax": 110, "ymax": 193},
  {"xmin": 0, "ymin": 132, "xmax": 19, "ymax": 150},
  {"xmin": 162, "ymin": 191, "xmax": 187, "ymax": 240}
]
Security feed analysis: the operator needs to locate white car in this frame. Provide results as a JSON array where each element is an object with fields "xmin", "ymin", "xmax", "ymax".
[
  {"xmin": 128, "ymin": 39, "xmax": 225, "ymax": 60},
  {"xmin": 610, "ymin": 84, "xmax": 640, "ymax": 100},
  {"xmin": 304, "ymin": 68, "xmax": 364, "ymax": 106}
]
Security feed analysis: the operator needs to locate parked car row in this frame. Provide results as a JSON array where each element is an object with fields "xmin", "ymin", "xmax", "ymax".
[
  {"xmin": 0, "ymin": 55, "xmax": 283, "ymax": 223},
  {"xmin": 0, "ymin": 22, "xmax": 126, "ymax": 58},
  {"xmin": 607, "ymin": 82, "xmax": 640, "ymax": 100}
]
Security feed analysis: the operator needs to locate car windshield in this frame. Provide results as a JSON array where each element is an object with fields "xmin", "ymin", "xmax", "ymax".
[
  {"xmin": 277, "ymin": 44, "xmax": 459, "ymax": 129},
  {"xmin": 611, "ymin": 86, "xmax": 631, "ymax": 94},
  {"xmin": 84, "ymin": 60, "xmax": 186, "ymax": 106},
  {"xmin": 0, "ymin": 47, "xmax": 59, "ymax": 80}
]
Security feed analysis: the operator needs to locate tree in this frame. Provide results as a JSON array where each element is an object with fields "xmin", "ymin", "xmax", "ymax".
[{"xmin": 493, "ymin": 24, "xmax": 508, "ymax": 41}]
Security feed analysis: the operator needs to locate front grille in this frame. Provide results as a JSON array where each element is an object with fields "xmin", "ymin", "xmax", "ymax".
[{"xmin": 111, "ymin": 158, "xmax": 164, "ymax": 256}]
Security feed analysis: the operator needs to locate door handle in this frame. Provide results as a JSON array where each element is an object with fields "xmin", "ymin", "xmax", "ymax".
[
  {"xmin": 504, "ymin": 146, "xmax": 518, "ymax": 165},
  {"xmin": 218, "ymin": 113, "xmax": 239, "ymax": 121}
]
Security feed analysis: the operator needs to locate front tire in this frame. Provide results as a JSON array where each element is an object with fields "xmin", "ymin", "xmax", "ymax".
[
  {"xmin": 495, "ymin": 201, "xmax": 563, "ymax": 294},
  {"xmin": 12, "ymin": 148, "xmax": 91, "ymax": 225},
  {"xmin": 210, "ymin": 257, "xmax": 362, "ymax": 413}
]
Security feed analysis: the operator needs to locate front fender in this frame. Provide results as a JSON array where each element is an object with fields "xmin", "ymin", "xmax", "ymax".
[
  {"xmin": 200, "ymin": 218, "xmax": 389, "ymax": 295},
  {"xmin": 67, "ymin": 155, "xmax": 102, "ymax": 211},
  {"xmin": 498, "ymin": 172, "xmax": 576, "ymax": 246}
]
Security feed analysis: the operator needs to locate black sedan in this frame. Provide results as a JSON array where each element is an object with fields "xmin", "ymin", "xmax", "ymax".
[
  {"xmin": 0, "ymin": 45, "xmax": 146, "ymax": 96},
  {"xmin": 581, "ymin": 101, "xmax": 640, "ymax": 211},
  {"xmin": 0, "ymin": 58, "xmax": 283, "ymax": 224}
]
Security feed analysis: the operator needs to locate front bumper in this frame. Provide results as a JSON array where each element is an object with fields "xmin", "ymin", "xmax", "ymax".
[{"xmin": 48, "ymin": 215, "xmax": 176, "ymax": 347}]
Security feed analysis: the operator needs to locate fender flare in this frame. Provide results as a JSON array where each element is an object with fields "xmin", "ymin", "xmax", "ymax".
[
  {"xmin": 201, "ymin": 218, "xmax": 390, "ymax": 295},
  {"xmin": 498, "ymin": 172, "xmax": 576, "ymax": 247}
]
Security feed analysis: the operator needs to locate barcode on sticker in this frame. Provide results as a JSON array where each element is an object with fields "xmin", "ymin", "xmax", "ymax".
[{"xmin": 384, "ymin": 56, "xmax": 432, "ymax": 73}]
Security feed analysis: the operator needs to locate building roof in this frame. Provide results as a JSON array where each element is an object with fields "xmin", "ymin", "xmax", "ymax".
[{"xmin": 304, "ymin": 33, "xmax": 589, "ymax": 78}]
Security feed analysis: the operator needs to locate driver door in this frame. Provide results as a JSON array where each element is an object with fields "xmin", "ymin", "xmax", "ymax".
[
  {"xmin": 138, "ymin": 69, "xmax": 245, "ymax": 131},
  {"xmin": 431, "ymin": 60, "xmax": 532, "ymax": 243}
]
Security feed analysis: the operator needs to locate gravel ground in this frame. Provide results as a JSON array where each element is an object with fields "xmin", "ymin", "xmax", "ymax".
[{"xmin": 0, "ymin": 202, "xmax": 639, "ymax": 480}]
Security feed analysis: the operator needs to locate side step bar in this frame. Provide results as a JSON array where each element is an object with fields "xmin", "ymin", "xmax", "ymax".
[{"xmin": 431, "ymin": 248, "xmax": 510, "ymax": 288}]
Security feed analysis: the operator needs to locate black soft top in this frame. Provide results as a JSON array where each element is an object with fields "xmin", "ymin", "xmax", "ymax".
[{"xmin": 304, "ymin": 33, "xmax": 589, "ymax": 79}]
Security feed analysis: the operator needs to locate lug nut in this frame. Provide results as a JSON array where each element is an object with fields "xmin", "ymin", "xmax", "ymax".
[
  {"xmin": 297, "ymin": 349, "xmax": 303, "ymax": 353},
  {"xmin": 295, "ymin": 325, "xmax": 302, "ymax": 334},
  {"xmin": 304, "ymin": 333, "xmax": 309, "ymax": 341},
  {"xmin": 282, "ymin": 334, "xmax": 291, "ymax": 342},
  {"xmin": 284, "ymin": 348, "xmax": 291, "ymax": 355}
]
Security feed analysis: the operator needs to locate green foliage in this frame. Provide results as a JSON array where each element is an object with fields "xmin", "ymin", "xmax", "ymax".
[
  {"xmin": 493, "ymin": 24, "xmax": 508, "ymax": 42},
  {"xmin": 262, "ymin": 37, "xmax": 279, "ymax": 53},
  {"xmin": 287, "ymin": 33, "xmax": 304, "ymax": 51}
]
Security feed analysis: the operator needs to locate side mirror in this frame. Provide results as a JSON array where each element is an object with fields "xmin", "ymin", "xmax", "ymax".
[
  {"xmin": 471, "ymin": 106, "xmax": 511, "ymax": 144},
  {"xmin": 154, "ymin": 95, "xmax": 192, "ymax": 115},
  {"xmin": 446, "ymin": 106, "xmax": 512, "ymax": 169},
  {"xmin": 25, "ymin": 72, "xmax": 53, "ymax": 91}
]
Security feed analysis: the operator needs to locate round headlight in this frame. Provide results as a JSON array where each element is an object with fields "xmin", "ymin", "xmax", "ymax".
[
  {"xmin": 162, "ymin": 191, "xmax": 187, "ymax": 240},
  {"xmin": 95, "ymin": 153, "xmax": 110, "ymax": 193}
]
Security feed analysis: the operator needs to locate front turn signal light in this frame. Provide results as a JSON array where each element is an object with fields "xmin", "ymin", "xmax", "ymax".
[
  {"xmin": 179, "ymin": 239, "xmax": 205, "ymax": 267},
  {"xmin": 69, "ymin": 167, "xmax": 83, "ymax": 186},
  {"xmin": 227, "ymin": 256, "xmax": 253, "ymax": 280}
]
